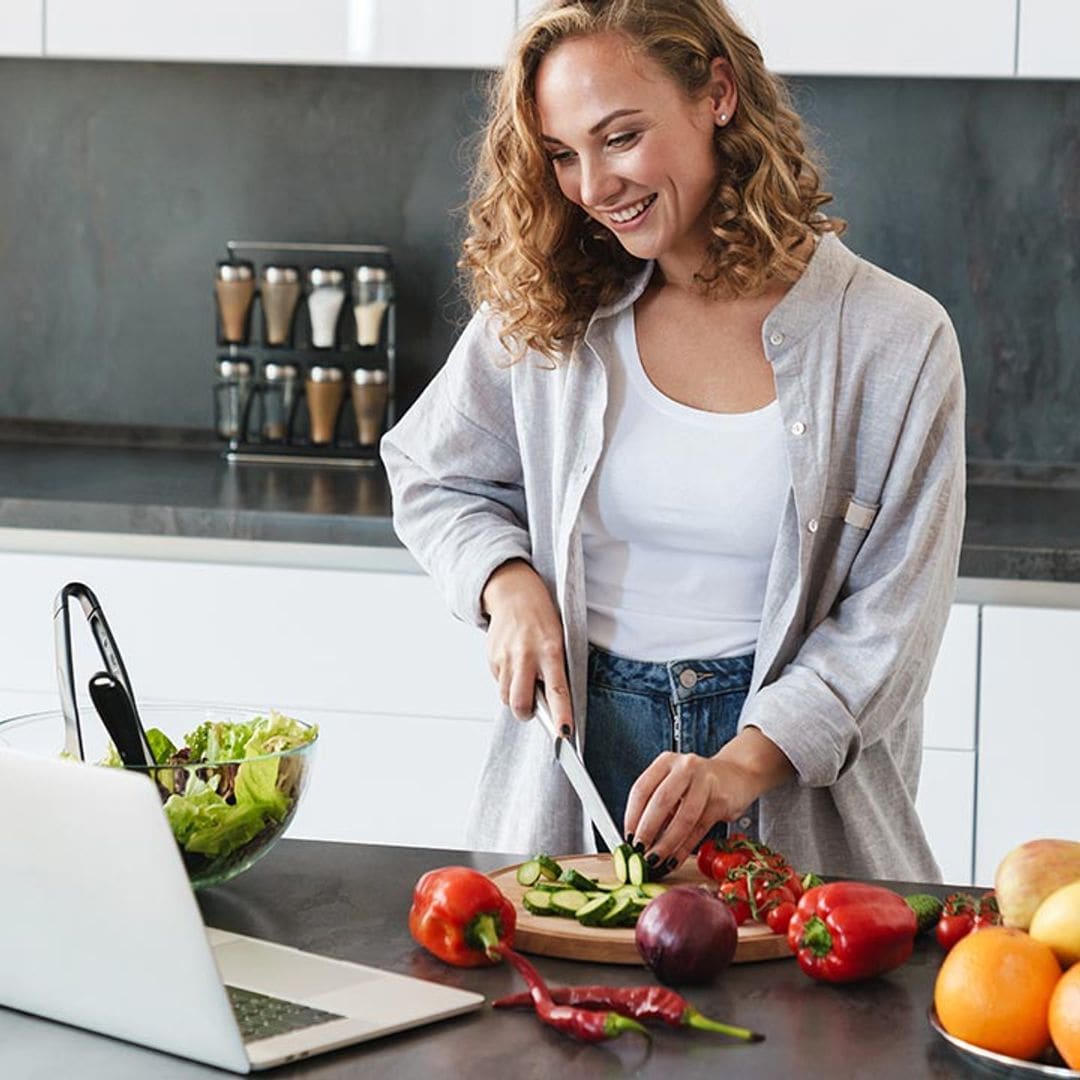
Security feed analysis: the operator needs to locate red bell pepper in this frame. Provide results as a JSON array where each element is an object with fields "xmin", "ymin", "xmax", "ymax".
[
  {"xmin": 408, "ymin": 865, "xmax": 516, "ymax": 967},
  {"xmin": 787, "ymin": 882, "xmax": 917, "ymax": 983}
]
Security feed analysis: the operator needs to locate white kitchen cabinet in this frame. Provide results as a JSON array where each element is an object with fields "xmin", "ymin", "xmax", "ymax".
[
  {"xmin": 284, "ymin": 707, "xmax": 491, "ymax": 849},
  {"xmin": 44, "ymin": 0, "xmax": 515, "ymax": 69},
  {"xmin": 916, "ymin": 603, "xmax": 980, "ymax": 883},
  {"xmin": 975, "ymin": 605, "xmax": 1080, "ymax": 886},
  {"xmin": 916, "ymin": 748, "xmax": 976, "ymax": 886},
  {"xmin": 725, "ymin": 0, "xmax": 1017, "ymax": 78},
  {"xmin": 1017, "ymin": 0, "xmax": 1080, "ymax": 78},
  {"xmin": 0, "ymin": 0, "xmax": 43, "ymax": 56}
]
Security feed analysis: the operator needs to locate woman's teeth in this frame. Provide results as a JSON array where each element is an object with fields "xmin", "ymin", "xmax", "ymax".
[{"xmin": 609, "ymin": 194, "xmax": 656, "ymax": 224}]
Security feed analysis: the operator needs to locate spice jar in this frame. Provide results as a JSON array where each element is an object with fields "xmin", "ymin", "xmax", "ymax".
[
  {"xmin": 305, "ymin": 268, "xmax": 347, "ymax": 349},
  {"xmin": 260, "ymin": 361, "xmax": 300, "ymax": 441},
  {"xmin": 214, "ymin": 357, "xmax": 254, "ymax": 440},
  {"xmin": 305, "ymin": 364, "xmax": 346, "ymax": 445},
  {"xmin": 214, "ymin": 261, "xmax": 256, "ymax": 345},
  {"xmin": 351, "ymin": 367, "xmax": 389, "ymax": 446},
  {"xmin": 259, "ymin": 265, "xmax": 302, "ymax": 347},
  {"xmin": 352, "ymin": 266, "xmax": 392, "ymax": 348}
]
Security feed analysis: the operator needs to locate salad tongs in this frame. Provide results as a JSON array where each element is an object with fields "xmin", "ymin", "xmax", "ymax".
[{"xmin": 53, "ymin": 582, "xmax": 148, "ymax": 764}]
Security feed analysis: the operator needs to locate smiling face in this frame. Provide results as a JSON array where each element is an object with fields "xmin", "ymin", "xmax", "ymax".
[{"xmin": 534, "ymin": 32, "xmax": 735, "ymax": 280}]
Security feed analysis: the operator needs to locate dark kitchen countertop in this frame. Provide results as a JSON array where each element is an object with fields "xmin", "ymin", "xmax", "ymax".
[
  {"xmin": 0, "ymin": 838, "xmax": 978, "ymax": 1079},
  {"xmin": 3, "ymin": 426, "xmax": 1080, "ymax": 583}
]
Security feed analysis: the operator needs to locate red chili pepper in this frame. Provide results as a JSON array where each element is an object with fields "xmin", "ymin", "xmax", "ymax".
[
  {"xmin": 408, "ymin": 866, "xmax": 516, "ymax": 968},
  {"xmin": 492, "ymin": 985, "xmax": 764, "ymax": 1041},
  {"xmin": 787, "ymin": 882, "xmax": 917, "ymax": 983},
  {"xmin": 492, "ymin": 945, "xmax": 647, "ymax": 1042}
]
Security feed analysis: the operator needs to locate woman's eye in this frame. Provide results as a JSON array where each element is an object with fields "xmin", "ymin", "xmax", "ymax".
[
  {"xmin": 607, "ymin": 131, "xmax": 639, "ymax": 149},
  {"xmin": 549, "ymin": 150, "xmax": 576, "ymax": 165}
]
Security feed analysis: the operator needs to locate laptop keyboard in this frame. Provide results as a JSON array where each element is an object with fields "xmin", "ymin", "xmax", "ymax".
[{"xmin": 226, "ymin": 985, "xmax": 345, "ymax": 1042}]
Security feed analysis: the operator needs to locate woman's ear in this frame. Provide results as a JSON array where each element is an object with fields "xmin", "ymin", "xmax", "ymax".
[{"xmin": 707, "ymin": 57, "xmax": 738, "ymax": 127}]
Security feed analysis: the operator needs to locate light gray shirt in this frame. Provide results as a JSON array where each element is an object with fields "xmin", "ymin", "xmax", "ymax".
[{"xmin": 381, "ymin": 233, "xmax": 965, "ymax": 881}]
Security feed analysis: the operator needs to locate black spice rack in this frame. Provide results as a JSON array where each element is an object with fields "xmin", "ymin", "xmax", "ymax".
[{"xmin": 215, "ymin": 240, "xmax": 397, "ymax": 468}]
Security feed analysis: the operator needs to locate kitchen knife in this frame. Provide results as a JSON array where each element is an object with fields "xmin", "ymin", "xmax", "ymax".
[{"xmin": 532, "ymin": 688, "xmax": 623, "ymax": 853}]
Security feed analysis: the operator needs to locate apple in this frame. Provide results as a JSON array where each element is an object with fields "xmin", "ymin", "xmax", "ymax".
[{"xmin": 995, "ymin": 838, "xmax": 1080, "ymax": 930}]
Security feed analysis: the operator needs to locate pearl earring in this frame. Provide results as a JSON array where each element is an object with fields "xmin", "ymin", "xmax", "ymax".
[{"xmin": 719, "ymin": 113, "xmax": 728, "ymax": 124}]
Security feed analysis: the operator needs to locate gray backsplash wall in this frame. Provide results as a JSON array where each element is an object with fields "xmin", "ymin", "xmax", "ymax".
[{"xmin": 1, "ymin": 58, "xmax": 1078, "ymax": 463}]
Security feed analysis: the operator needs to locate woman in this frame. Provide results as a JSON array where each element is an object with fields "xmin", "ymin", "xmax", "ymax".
[{"xmin": 382, "ymin": 0, "xmax": 965, "ymax": 881}]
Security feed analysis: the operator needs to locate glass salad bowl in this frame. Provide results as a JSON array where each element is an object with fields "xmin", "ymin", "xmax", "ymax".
[{"xmin": 0, "ymin": 702, "xmax": 317, "ymax": 890}]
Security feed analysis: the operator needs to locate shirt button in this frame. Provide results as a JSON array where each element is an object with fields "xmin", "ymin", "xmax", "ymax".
[
  {"xmin": 768, "ymin": 331, "xmax": 784, "ymax": 346},
  {"xmin": 678, "ymin": 669, "xmax": 698, "ymax": 689},
  {"xmin": 807, "ymin": 518, "xmax": 819, "ymax": 533},
  {"xmin": 790, "ymin": 421, "xmax": 806, "ymax": 435}
]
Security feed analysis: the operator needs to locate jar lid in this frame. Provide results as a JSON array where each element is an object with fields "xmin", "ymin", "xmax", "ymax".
[
  {"xmin": 260, "ymin": 265, "xmax": 301, "ymax": 285},
  {"xmin": 352, "ymin": 367, "xmax": 388, "ymax": 385},
  {"xmin": 353, "ymin": 265, "xmax": 389, "ymax": 284},
  {"xmin": 308, "ymin": 364, "xmax": 345, "ymax": 383},
  {"xmin": 263, "ymin": 361, "xmax": 299, "ymax": 380},
  {"xmin": 217, "ymin": 358, "xmax": 254, "ymax": 378},
  {"xmin": 216, "ymin": 260, "xmax": 254, "ymax": 282},
  {"xmin": 306, "ymin": 267, "xmax": 346, "ymax": 288}
]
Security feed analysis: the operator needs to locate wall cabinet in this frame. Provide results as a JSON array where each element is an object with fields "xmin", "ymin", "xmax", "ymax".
[
  {"xmin": 0, "ymin": 0, "xmax": 43, "ymax": 56},
  {"xmin": 725, "ymin": 0, "xmax": 1016, "ymax": 78},
  {"xmin": 974, "ymin": 605, "xmax": 1080, "ymax": 886},
  {"xmin": 44, "ymin": 0, "xmax": 515, "ymax": 69},
  {"xmin": 1017, "ymin": 0, "xmax": 1080, "ymax": 79}
]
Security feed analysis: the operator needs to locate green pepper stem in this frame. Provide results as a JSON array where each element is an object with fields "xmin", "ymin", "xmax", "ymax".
[
  {"xmin": 604, "ymin": 1013, "xmax": 650, "ymax": 1039},
  {"xmin": 468, "ymin": 913, "xmax": 502, "ymax": 960},
  {"xmin": 684, "ymin": 1008, "xmax": 765, "ymax": 1041},
  {"xmin": 800, "ymin": 914, "xmax": 834, "ymax": 958}
]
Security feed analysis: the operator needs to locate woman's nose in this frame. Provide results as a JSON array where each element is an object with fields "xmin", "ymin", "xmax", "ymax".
[{"xmin": 578, "ymin": 156, "xmax": 620, "ymax": 209}]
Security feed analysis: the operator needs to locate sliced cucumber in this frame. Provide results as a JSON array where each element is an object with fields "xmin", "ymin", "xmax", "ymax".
[
  {"xmin": 612, "ymin": 843, "xmax": 633, "ymax": 884},
  {"xmin": 593, "ymin": 880, "xmax": 622, "ymax": 892},
  {"xmin": 627, "ymin": 851, "xmax": 649, "ymax": 886},
  {"xmin": 558, "ymin": 868, "xmax": 598, "ymax": 892},
  {"xmin": 549, "ymin": 889, "xmax": 590, "ymax": 915},
  {"xmin": 522, "ymin": 889, "xmax": 557, "ymax": 916},
  {"xmin": 575, "ymin": 894, "xmax": 615, "ymax": 927},
  {"xmin": 600, "ymin": 895, "xmax": 637, "ymax": 928},
  {"xmin": 516, "ymin": 859, "xmax": 543, "ymax": 887},
  {"xmin": 640, "ymin": 882, "xmax": 669, "ymax": 898},
  {"xmin": 531, "ymin": 881, "xmax": 573, "ymax": 893},
  {"xmin": 612, "ymin": 884, "xmax": 646, "ymax": 901},
  {"xmin": 535, "ymin": 854, "xmax": 563, "ymax": 880}
]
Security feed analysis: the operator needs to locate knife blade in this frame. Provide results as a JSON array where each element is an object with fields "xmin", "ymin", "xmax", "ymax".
[{"xmin": 533, "ymin": 688, "xmax": 623, "ymax": 853}]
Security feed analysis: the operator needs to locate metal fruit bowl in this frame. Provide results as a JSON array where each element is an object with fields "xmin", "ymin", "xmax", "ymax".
[{"xmin": 0, "ymin": 702, "xmax": 317, "ymax": 890}]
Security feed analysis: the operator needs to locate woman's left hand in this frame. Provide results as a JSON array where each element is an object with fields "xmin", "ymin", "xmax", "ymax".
[{"xmin": 623, "ymin": 727, "xmax": 795, "ymax": 873}]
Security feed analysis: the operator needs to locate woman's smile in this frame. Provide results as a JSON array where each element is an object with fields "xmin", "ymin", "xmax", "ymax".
[{"xmin": 603, "ymin": 193, "xmax": 658, "ymax": 228}]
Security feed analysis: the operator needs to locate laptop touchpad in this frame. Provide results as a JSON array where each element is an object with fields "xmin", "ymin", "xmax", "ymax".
[{"xmin": 213, "ymin": 939, "xmax": 378, "ymax": 1002}]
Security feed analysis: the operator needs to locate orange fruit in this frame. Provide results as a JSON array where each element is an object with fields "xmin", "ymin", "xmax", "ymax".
[
  {"xmin": 1049, "ymin": 962, "xmax": 1080, "ymax": 1068},
  {"xmin": 934, "ymin": 926, "xmax": 1062, "ymax": 1060}
]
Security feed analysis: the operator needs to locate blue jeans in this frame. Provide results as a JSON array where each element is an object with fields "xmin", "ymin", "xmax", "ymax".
[{"xmin": 583, "ymin": 644, "xmax": 757, "ymax": 852}]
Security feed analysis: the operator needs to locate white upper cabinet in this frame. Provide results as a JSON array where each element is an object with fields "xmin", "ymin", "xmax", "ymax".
[
  {"xmin": 725, "ymin": 0, "xmax": 1017, "ymax": 78},
  {"xmin": 44, "ymin": 0, "xmax": 515, "ymax": 69},
  {"xmin": 0, "ymin": 0, "xmax": 43, "ymax": 56},
  {"xmin": 1017, "ymin": 0, "xmax": 1080, "ymax": 78}
]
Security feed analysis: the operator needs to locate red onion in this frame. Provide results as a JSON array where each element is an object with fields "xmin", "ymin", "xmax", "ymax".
[{"xmin": 635, "ymin": 885, "xmax": 738, "ymax": 985}]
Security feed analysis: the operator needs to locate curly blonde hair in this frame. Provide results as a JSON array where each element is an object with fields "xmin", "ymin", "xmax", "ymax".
[{"xmin": 460, "ymin": 0, "xmax": 844, "ymax": 361}]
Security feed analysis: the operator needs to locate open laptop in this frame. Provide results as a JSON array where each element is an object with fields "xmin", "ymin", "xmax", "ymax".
[{"xmin": 0, "ymin": 749, "xmax": 484, "ymax": 1073}]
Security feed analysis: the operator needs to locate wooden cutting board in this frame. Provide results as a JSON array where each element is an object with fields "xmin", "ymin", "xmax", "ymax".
[{"xmin": 489, "ymin": 854, "xmax": 793, "ymax": 965}]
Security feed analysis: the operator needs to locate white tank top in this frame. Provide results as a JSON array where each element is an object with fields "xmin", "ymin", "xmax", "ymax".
[{"xmin": 580, "ymin": 304, "xmax": 792, "ymax": 662}]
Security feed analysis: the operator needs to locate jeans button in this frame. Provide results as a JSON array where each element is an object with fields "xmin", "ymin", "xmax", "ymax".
[{"xmin": 678, "ymin": 669, "xmax": 698, "ymax": 689}]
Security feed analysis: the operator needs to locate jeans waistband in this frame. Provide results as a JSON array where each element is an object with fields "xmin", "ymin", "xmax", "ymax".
[{"xmin": 588, "ymin": 644, "xmax": 755, "ymax": 703}]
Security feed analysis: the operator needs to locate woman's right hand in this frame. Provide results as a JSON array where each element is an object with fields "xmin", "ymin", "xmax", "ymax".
[{"xmin": 481, "ymin": 559, "xmax": 574, "ymax": 736}]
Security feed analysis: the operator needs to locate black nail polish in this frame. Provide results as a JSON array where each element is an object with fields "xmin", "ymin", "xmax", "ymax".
[
  {"xmin": 646, "ymin": 853, "xmax": 660, "ymax": 868},
  {"xmin": 634, "ymin": 841, "xmax": 646, "ymax": 855},
  {"xmin": 559, "ymin": 724, "xmax": 571, "ymax": 737},
  {"xmin": 664, "ymin": 856, "xmax": 678, "ymax": 872},
  {"xmin": 624, "ymin": 832, "xmax": 635, "ymax": 846}
]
